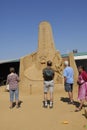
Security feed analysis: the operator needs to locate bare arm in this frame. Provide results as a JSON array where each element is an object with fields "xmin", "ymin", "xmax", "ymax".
[{"xmin": 64, "ymin": 76, "xmax": 67, "ymax": 83}]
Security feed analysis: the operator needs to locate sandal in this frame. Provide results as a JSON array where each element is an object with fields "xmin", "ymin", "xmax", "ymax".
[
  {"xmin": 16, "ymin": 105, "xmax": 19, "ymax": 108},
  {"xmin": 84, "ymin": 109, "xmax": 87, "ymax": 118},
  {"xmin": 9, "ymin": 106, "xmax": 13, "ymax": 109},
  {"xmin": 75, "ymin": 107, "xmax": 82, "ymax": 112}
]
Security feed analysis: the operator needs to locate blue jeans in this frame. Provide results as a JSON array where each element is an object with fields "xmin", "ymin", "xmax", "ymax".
[{"xmin": 9, "ymin": 88, "xmax": 19, "ymax": 102}]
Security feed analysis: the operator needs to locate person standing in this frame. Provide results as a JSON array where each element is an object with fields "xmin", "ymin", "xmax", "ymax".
[
  {"xmin": 7, "ymin": 67, "xmax": 20, "ymax": 109},
  {"xmin": 75, "ymin": 66, "xmax": 87, "ymax": 112},
  {"xmin": 43, "ymin": 61, "xmax": 55, "ymax": 108},
  {"xmin": 63, "ymin": 61, "xmax": 74, "ymax": 104}
]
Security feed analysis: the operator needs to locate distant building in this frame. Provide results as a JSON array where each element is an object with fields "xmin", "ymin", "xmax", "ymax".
[
  {"xmin": 0, "ymin": 59, "xmax": 20, "ymax": 86},
  {"xmin": 62, "ymin": 52, "xmax": 87, "ymax": 71}
]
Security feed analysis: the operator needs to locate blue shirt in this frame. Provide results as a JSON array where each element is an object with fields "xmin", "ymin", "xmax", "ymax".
[{"xmin": 63, "ymin": 66, "xmax": 74, "ymax": 84}]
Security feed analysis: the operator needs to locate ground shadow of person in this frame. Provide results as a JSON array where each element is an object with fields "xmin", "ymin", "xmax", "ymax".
[{"xmin": 60, "ymin": 97, "xmax": 80, "ymax": 107}]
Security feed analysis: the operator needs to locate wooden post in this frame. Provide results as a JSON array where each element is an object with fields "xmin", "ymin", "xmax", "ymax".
[{"xmin": 30, "ymin": 84, "xmax": 32, "ymax": 95}]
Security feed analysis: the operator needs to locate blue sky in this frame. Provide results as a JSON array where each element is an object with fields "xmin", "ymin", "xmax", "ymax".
[{"xmin": 0, "ymin": 0, "xmax": 87, "ymax": 60}]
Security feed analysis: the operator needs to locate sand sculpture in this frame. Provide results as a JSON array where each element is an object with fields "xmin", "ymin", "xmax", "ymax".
[
  {"xmin": 69, "ymin": 52, "xmax": 78, "ymax": 86},
  {"xmin": 19, "ymin": 21, "xmax": 63, "ymax": 93}
]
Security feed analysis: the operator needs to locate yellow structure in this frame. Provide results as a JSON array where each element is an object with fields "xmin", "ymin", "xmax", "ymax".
[
  {"xmin": 19, "ymin": 21, "xmax": 63, "ymax": 94},
  {"xmin": 69, "ymin": 52, "xmax": 78, "ymax": 86}
]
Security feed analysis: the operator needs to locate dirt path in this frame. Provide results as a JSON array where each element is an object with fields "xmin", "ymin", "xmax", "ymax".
[{"xmin": 0, "ymin": 87, "xmax": 87, "ymax": 130}]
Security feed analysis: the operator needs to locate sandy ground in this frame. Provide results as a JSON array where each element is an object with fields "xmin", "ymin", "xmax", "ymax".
[{"xmin": 0, "ymin": 86, "xmax": 87, "ymax": 130}]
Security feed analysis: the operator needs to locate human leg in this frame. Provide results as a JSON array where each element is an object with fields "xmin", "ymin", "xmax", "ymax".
[
  {"xmin": 79, "ymin": 100, "xmax": 84, "ymax": 109},
  {"xmin": 50, "ymin": 92, "xmax": 53, "ymax": 102},
  {"xmin": 15, "ymin": 88, "xmax": 19, "ymax": 108},
  {"xmin": 49, "ymin": 81, "xmax": 54, "ymax": 108},
  {"xmin": 44, "ymin": 92, "xmax": 48, "ymax": 107},
  {"xmin": 44, "ymin": 92, "xmax": 48, "ymax": 101},
  {"xmin": 68, "ymin": 91, "xmax": 74, "ymax": 103},
  {"xmin": 75, "ymin": 84, "xmax": 86, "ymax": 112},
  {"xmin": 44, "ymin": 81, "xmax": 49, "ymax": 107},
  {"xmin": 49, "ymin": 92, "xmax": 53, "ymax": 108},
  {"xmin": 9, "ymin": 90, "xmax": 14, "ymax": 108},
  {"xmin": 65, "ymin": 83, "xmax": 74, "ymax": 103},
  {"xmin": 75, "ymin": 99, "xmax": 84, "ymax": 112}
]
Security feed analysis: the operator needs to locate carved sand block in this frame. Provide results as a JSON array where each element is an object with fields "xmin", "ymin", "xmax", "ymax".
[{"xmin": 19, "ymin": 21, "xmax": 63, "ymax": 94}]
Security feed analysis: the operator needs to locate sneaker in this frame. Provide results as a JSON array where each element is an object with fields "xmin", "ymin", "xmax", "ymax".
[
  {"xmin": 75, "ymin": 107, "xmax": 82, "ymax": 112},
  {"xmin": 44, "ymin": 101, "xmax": 48, "ymax": 108},
  {"xmin": 9, "ymin": 106, "xmax": 13, "ymax": 109},
  {"xmin": 16, "ymin": 105, "xmax": 19, "ymax": 108},
  {"xmin": 49, "ymin": 102, "xmax": 53, "ymax": 108},
  {"xmin": 68, "ymin": 101, "xmax": 74, "ymax": 105}
]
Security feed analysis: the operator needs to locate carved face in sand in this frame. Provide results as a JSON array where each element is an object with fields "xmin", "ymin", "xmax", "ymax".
[{"xmin": 39, "ymin": 56, "xmax": 47, "ymax": 64}]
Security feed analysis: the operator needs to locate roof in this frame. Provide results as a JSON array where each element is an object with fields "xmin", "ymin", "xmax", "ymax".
[
  {"xmin": 62, "ymin": 52, "xmax": 87, "ymax": 60},
  {"xmin": 61, "ymin": 52, "xmax": 87, "ymax": 57},
  {"xmin": 0, "ymin": 51, "xmax": 87, "ymax": 64},
  {"xmin": 0, "ymin": 59, "xmax": 20, "ymax": 64},
  {"xmin": 74, "ymin": 52, "xmax": 87, "ymax": 56}
]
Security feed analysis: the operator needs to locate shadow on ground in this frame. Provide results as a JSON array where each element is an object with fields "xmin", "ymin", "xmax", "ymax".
[{"xmin": 60, "ymin": 97, "xmax": 80, "ymax": 107}]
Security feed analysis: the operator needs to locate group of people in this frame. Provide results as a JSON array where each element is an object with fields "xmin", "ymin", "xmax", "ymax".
[
  {"xmin": 42, "ymin": 60, "xmax": 87, "ymax": 112},
  {"xmin": 63, "ymin": 61, "xmax": 87, "ymax": 112},
  {"xmin": 6, "ymin": 60, "xmax": 87, "ymax": 111}
]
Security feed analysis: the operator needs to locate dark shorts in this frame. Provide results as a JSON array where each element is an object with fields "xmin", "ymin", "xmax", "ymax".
[{"xmin": 65, "ymin": 83, "xmax": 73, "ymax": 92}]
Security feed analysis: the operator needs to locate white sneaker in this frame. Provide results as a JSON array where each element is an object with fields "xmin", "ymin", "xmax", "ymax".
[
  {"xmin": 49, "ymin": 102, "xmax": 53, "ymax": 108},
  {"xmin": 44, "ymin": 101, "xmax": 48, "ymax": 108}
]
